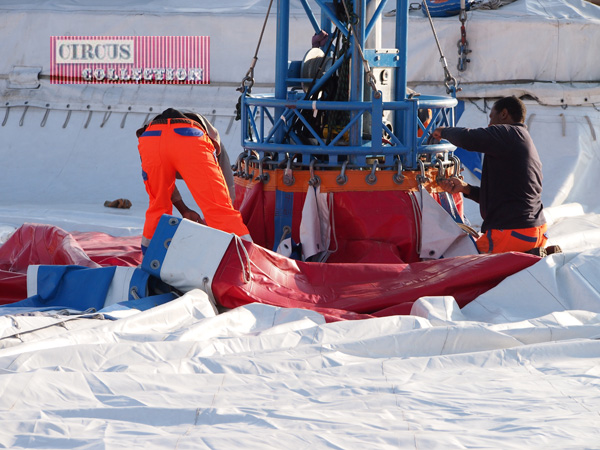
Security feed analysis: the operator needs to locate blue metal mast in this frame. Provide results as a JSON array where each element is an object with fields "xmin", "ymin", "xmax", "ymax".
[{"xmin": 240, "ymin": 0, "xmax": 457, "ymax": 174}]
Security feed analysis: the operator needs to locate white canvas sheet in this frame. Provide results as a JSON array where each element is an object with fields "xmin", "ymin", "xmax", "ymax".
[{"xmin": 1, "ymin": 285, "xmax": 600, "ymax": 449}]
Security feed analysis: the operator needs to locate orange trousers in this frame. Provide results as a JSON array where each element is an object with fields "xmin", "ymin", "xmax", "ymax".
[
  {"xmin": 476, "ymin": 223, "xmax": 548, "ymax": 254},
  {"xmin": 138, "ymin": 120, "xmax": 249, "ymax": 244}
]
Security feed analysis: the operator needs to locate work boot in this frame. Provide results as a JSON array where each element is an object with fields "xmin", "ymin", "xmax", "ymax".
[
  {"xmin": 545, "ymin": 245, "xmax": 563, "ymax": 255},
  {"xmin": 525, "ymin": 247, "xmax": 546, "ymax": 257}
]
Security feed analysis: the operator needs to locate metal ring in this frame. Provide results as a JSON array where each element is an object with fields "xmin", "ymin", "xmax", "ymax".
[
  {"xmin": 150, "ymin": 260, "xmax": 160, "ymax": 270},
  {"xmin": 164, "ymin": 238, "xmax": 172, "ymax": 249},
  {"xmin": 168, "ymin": 217, "xmax": 179, "ymax": 226},
  {"xmin": 309, "ymin": 159, "xmax": 321, "ymax": 187},
  {"xmin": 130, "ymin": 286, "xmax": 140, "ymax": 300},
  {"xmin": 435, "ymin": 159, "xmax": 446, "ymax": 182},
  {"xmin": 283, "ymin": 173, "xmax": 295, "ymax": 186}
]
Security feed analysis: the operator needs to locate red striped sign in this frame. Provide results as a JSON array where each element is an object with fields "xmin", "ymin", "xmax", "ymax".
[{"xmin": 51, "ymin": 36, "xmax": 210, "ymax": 84}]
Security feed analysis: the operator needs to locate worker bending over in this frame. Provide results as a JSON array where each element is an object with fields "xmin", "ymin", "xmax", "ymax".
[{"xmin": 137, "ymin": 108, "xmax": 251, "ymax": 253}]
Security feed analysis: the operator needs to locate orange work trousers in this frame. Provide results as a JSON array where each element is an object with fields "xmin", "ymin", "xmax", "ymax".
[
  {"xmin": 476, "ymin": 223, "xmax": 548, "ymax": 254},
  {"xmin": 138, "ymin": 120, "xmax": 249, "ymax": 244}
]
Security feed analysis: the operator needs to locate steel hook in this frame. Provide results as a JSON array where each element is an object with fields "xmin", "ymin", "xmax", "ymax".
[
  {"xmin": 233, "ymin": 152, "xmax": 246, "ymax": 176},
  {"xmin": 283, "ymin": 156, "xmax": 295, "ymax": 186},
  {"xmin": 365, "ymin": 159, "xmax": 379, "ymax": 185},
  {"xmin": 255, "ymin": 155, "xmax": 272, "ymax": 182},
  {"xmin": 336, "ymin": 160, "xmax": 349, "ymax": 186},
  {"xmin": 417, "ymin": 159, "xmax": 429, "ymax": 185},
  {"xmin": 393, "ymin": 158, "xmax": 405, "ymax": 185}
]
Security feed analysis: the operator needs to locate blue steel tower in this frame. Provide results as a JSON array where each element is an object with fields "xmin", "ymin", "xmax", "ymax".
[{"xmin": 235, "ymin": 0, "xmax": 461, "ymax": 260}]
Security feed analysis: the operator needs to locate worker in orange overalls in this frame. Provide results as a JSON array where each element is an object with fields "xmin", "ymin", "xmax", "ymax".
[
  {"xmin": 433, "ymin": 96, "xmax": 548, "ymax": 255},
  {"xmin": 137, "ymin": 108, "xmax": 251, "ymax": 253}
]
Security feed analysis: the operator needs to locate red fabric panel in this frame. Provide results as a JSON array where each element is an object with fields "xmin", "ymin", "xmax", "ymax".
[
  {"xmin": 0, "ymin": 224, "xmax": 142, "ymax": 304},
  {"xmin": 236, "ymin": 182, "xmax": 272, "ymax": 249},
  {"xmin": 212, "ymin": 241, "xmax": 539, "ymax": 322},
  {"xmin": 235, "ymin": 184, "xmax": 421, "ymax": 263},
  {"xmin": 328, "ymin": 191, "xmax": 420, "ymax": 263},
  {"xmin": 70, "ymin": 232, "xmax": 143, "ymax": 267}
]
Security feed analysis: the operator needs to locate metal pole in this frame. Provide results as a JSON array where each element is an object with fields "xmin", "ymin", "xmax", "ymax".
[
  {"xmin": 349, "ymin": 0, "xmax": 365, "ymax": 149},
  {"xmin": 275, "ymin": 0, "xmax": 290, "ymax": 144},
  {"xmin": 394, "ymin": 0, "xmax": 409, "ymax": 156}
]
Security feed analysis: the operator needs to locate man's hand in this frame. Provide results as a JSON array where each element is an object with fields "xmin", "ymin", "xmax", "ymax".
[
  {"xmin": 432, "ymin": 127, "xmax": 445, "ymax": 141},
  {"xmin": 182, "ymin": 209, "xmax": 206, "ymax": 225},
  {"xmin": 438, "ymin": 176, "xmax": 470, "ymax": 195}
]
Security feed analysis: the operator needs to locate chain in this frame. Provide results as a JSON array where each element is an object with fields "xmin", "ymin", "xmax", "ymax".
[{"xmin": 457, "ymin": 5, "xmax": 471, "ymax": 72}]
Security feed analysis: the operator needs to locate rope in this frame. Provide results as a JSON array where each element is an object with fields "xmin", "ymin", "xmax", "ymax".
[
  {"xmin": 409, "ymin": 191, "xmax": 422, "ymax": 255},
  {"xmin": 237, "ymin": 0, "xmax": 274, "ymax": 93},
  {"xmin": 234, "ymin": 235, "xmax": 252, "ymax": 284},
  {"xmin": 327, "ymin": 192, "xmax": 339, "ymax": 256},
  {"xmin": 421, "ymin": 0, "xmax": 458, "ymax": 94}
]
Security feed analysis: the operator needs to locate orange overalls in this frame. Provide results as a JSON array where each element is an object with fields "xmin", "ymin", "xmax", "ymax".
[
  {"xmin": 475, "ymin": 224, "xmax": 548, "ymax": 254},
  {"xmin": 138, "ymin": 118, "xmax": 249, "ymax": 248}
]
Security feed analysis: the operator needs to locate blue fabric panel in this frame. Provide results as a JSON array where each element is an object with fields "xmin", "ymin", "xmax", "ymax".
[
  {"xmin": 422, "ymin": 0, "xmax": 472, "ymax": 17},
  {"xmin": 130, "ymin": 268, "xmax": 151, "ymax": 300},
  {"xmin": 141, "ymin": 130, "xmax": 162, "ymax": 137},
  {"xmin": 1, "ymin": 265, "xmax": 116, "ymax": 312},
  {"xmin": 273, "ymin": 190, "xmax": 294, "ymax": 252},
  {"xmin": 99, "ymin": 292, "xmax": 176, "ymax": 319},
  {"xmin": 142, "ymin": 214, "xmax": 180, "ymax": 279},
  {"xmin": 454, "ymin": 148, "xmax": 483, "ymax": 180},
  {"xmin": 174, "ymin": 127, "xmax": 204, "ymax": 137}
]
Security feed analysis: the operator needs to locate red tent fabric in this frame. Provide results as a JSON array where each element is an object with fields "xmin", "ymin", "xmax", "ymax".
[
  {"xmin": 212, "ymin": 240, "xmax": 540, "ymax": 321},
  {"xmin": 1, "ymin": 223, "xmax": 539, "ymax": 320},
  {"xmin": 0, "ymin": 224, "xmax": 142, "ymax": 304}
]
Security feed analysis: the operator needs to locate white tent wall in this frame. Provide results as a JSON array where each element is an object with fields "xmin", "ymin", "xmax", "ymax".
[
  {"xmin": 404, "ymin": 0, "xmax": 600, "ymax": 84},
  {"xmin": 1, "ymin": 0, "xmax": 599, "ymax": 249}
]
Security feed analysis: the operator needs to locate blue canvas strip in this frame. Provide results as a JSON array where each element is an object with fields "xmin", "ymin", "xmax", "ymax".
[
  {"xmin": 129, "ymin": 268, "xmax": 151, "ymax": 300},
  {"xmin": 510, "ymin": 230, "xmax": 538, "ymax": 243},
  {"xmin": 141, "ymin": 130, "xmax": 162, "ymax": 137},
  {"xmin": 142, "ymin": 215, "xmax": 181, "ymax": 279},
  {"xmin": 273, "ymin": 190, "xmax": 294, "ymax": 252}
]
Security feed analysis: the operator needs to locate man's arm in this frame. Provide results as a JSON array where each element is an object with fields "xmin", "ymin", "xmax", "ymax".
[
  {"xmin": 433, "ymin": 126, "xmax": 501, "ymax": 155},
  {"xmin": 171, "ymin": 185, "xmax": 205, "ymax": 224},
  {"xmin": 438, "ymin": 176, "xmax": 480, "ymax": 203}
]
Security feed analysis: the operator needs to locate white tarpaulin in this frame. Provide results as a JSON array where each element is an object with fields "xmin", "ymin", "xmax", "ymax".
[{"xmin": 1, "ymin": 281, "xmax": 600, "ymax": 449}]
